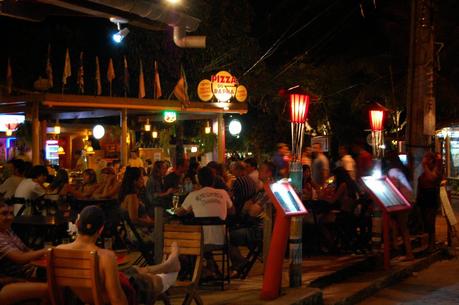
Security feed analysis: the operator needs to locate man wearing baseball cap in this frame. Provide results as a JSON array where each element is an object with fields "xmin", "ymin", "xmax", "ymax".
[{"xmin": 57, "ymin": 205, "xmax": 180, "ymax": 305}]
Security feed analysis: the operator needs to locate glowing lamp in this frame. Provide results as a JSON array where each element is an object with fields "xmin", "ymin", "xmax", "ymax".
[
  {"xmin": 144, "ymin": 119, "xmax": 151, "ymax": 132},
  {"xmin": 85, "ymin": 145, "xmax": 95, "ymax": 155},
  {"xmin": 205, "ymin": 121, "xmax": 211, "ymax": 134},
  {"xmin": 57, "ymin": 146, "xmax": 66, "ymax": 155},
  {"xmin": 289, "ymin": 93, "xmax": 310, "ymax": 124},
  {"xmin": 191, "ymin": 146, "xmax": 198, "ymax": 153},
  {"xmin": 93, "ymin": 125, "xmax": 105, "ymax": 140},
  {"xmin": 369, "ymin": 110, "xmax": 384, "ymax": 131},
  {"xmin": 164, "ymin": 111, "xmax": 177, "ymax": 123},
  {"xmin": 54, "ymin": 120, "xmax": 61, "ymax": 134},
  {"xmin": 5, "ymin": 129, "xmax": 12, "ymax": 136},
  {"xmin": 229, "ymin": 119, "xmax": 242, "ymax": 136},
  {"xmin": 152, "ymin": 131, "xmax": 158, "ymax": 139}
]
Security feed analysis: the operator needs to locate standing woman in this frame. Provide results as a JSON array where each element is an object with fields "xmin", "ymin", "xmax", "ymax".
[
  {"xmin": 145, "ymin": 161, "xmax": 175, "ymax": 215},
  {"xmin": 416, "ymin": 152, "xmax": 442, "ymax": 250},
  {"xmin": 385, "ymin": 151, "xmax": 414, "ymax": 260}
]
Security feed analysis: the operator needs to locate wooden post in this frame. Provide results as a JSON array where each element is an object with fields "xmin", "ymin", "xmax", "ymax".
[
  {"xmin": 153, "ymin": 206, "xmax": 164, "ymax": 264},
  {"xmin": 217, "ymin": 113, "xmax": 225, "ymax": 163},
  {"xmin": 32, "ymin": 101, "xmax": 40, "ymax": 165},
  {"xmin": 383, "ymin": 212, "xmax": 391, "ymax": 270},
  {"xmin": 120, "ymin": 109, "xmax": 128, "ymax": 166},
  {"xmin": 406, "ymin": 0, "xmax": 436, "ymax": 182}
]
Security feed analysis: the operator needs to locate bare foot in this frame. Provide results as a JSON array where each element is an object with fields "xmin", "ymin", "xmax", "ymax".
[{"xmin": 167, "ymin": 241, "xmax": 180, "ymax": 272}]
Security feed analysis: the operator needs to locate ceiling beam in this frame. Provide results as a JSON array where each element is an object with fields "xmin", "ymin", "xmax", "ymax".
[{"xmin": 42, "ymin": 94, "xmax": 248, "ymax": 115}]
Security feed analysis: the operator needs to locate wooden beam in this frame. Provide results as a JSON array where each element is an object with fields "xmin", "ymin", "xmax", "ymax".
[{"xmin": 42, "ymin": 94, "xmax": 248, "ymax": 114}]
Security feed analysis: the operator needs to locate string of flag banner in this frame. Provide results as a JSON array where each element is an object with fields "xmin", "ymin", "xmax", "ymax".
[{"xmin": 5, "ymin": 46, "xmax": 190, "ymax": 103}]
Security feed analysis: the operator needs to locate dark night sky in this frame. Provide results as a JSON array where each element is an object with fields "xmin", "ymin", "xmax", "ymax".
[{"xmin": 0, "ymin": 0, "xmax": 458, "ymax": 122}]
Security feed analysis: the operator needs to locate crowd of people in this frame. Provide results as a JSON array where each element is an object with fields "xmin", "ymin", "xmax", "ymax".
[{"xmin": 0, "ymin": 142, "xmax": 445, "ymax": 304}]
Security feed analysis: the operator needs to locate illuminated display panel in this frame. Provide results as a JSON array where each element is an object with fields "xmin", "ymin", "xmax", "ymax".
[
  {"xmin": 0, "ymin": 115, "xmax": 25, "ymax": 132},
  {"xmin": 265, "ymin": 179, "xmax": 308, "ymax": 216},
  {"xmin": 361, "ymin": 176, "xmax": 412, "ymax": 213}
]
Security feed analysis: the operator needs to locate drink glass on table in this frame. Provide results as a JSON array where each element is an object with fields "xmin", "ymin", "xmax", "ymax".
[{"xmin": 104, "ymin": 237, "xmax": 113, "ymax": 250}]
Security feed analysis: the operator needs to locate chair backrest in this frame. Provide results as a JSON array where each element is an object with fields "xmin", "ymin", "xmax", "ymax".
[
  {"xmin": 47, "ymin": 248, "xmax": 104, "ymax": 305},
  {"xmin": 163, "ymin": 224, "xmax": 203, "ymax": 284}
]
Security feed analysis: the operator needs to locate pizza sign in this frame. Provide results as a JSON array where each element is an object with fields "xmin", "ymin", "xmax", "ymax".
[{"xmin": 197, "ymin": 71, "xmax": 248, "ymax": 103}]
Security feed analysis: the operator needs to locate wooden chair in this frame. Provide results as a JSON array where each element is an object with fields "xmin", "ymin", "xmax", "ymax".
[
  {"xmin": 47, "ymin": 248, "xmax": 104, "ymax": 305},
  {"xmin": 160, "ymin": 224, "xmax": 204, "ymax": 305}
]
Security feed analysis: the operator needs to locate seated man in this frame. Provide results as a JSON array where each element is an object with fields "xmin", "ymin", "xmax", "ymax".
[
  {"xmin": 229, "ymin": 161, "xmax": 275, "ymax": 277},
  {"xmin": 176, "ymin": 166, "xmax": 234, "ymax": 277},
  {"xmin": 58, "ymin": 205, "xmax": 180, "ymax": 305},
  {"xmin": 0, "ymin": 200, "xmax": 48, "ymax": 280},
  {"xmin": 0, "ymin": 199, "xmax": 48, "ymax": 305},
  {"xmin": 14, "ymin": 165, "xmax": 48, "ymax": 215},
  {"xmin": 0, "ymin": 159, "xmax": 25, "ymax": 200}
]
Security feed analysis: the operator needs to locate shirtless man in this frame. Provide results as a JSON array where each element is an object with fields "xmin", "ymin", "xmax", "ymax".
[{"xmin": 57, "ymin": 205, "xmax": 180, "ymax": 305}]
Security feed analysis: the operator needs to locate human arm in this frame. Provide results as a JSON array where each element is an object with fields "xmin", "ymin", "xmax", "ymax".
[
  {"xmin": 5, "ymin": 248, "xmax": 48, "ymax": 265},
  {"xmin": 124, "ymin": 195, "xmax": 154, "ymax": 226},
  {"xmin": 102, "ymin": 251, "xmax": 128, "ymax": 305},
  {"xmin": 175, "ymin": 194, "xmax": 193, "ymax": 216}
]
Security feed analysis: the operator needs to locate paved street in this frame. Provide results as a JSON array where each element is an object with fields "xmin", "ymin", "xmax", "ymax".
[{"xmin": 359, "ymin": 257, "xmax": 459, "ymax": 305}]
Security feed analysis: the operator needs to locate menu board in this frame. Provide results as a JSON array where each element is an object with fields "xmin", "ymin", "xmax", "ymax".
[
  {"xmin": 265, "ymin": 179, "xmax": 308, "ymax": 216},
  {"xmin": 361, "ymin": 176, "xmax": 412, "ymax": 213}
]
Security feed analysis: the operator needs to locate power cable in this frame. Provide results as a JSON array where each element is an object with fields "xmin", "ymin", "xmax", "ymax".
[{"xmin": 243, "ymin": 0, "xmax": 340, "ymax": 76}]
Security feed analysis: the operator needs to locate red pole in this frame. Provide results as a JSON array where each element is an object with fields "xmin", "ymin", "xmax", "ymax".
[
  {"xmin": 261, "ymin": 213, "xmax": 291, "ymax": 300},
  {"xmin": 383, "ymin": 212, "xmax": 391, "ymax": 270}
]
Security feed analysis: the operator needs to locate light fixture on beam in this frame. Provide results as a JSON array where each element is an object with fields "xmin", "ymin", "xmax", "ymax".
[
  {"xmin": 152, "ymin": 130, "xmax": 158, "ymax": 139},
  {"xmin": 205, "ymin": 121, "xmax": 211, "ymax": 134},
  {"xmin": 110, "ymin": 17, "xmax": 129, "ymax": 43},
  {"xmin": 144, "ymin": 119, "xmax": 151, "ymax": 132},
  {"xmin": 54, "ymin": 120, "xmax": 61, "ymax": 135}
]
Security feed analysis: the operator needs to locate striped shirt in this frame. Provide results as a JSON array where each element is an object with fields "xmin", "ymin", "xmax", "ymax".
[{"xmin": 231, "ymin": 175, "xmax": 257, "ymax": 215}]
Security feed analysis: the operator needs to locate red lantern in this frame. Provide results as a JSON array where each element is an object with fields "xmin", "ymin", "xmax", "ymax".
[
  {"xmin": 290, "ymin": 93, "xmax": 310, "ymax": 124},
  {"xmin": 369, "ymin": 110, "xmax": 384, "ymax": 131}
]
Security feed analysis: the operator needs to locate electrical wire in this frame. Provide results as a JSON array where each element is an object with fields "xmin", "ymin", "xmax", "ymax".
[
  {"xmin": 243, "ymin": 0, "xmax": 340, "ymax": 76},
  {"xmin": 273, "ymin": 5, "xmax": 359, "ymax": 80}
]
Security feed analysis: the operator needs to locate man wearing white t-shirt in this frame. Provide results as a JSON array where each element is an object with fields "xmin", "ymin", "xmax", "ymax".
[
  {"xmin": 177, "ymin": 167, "xmax": 233, "ymax": 246},
  {"xmin": 14, "ymin": 165, "xmax": 48, "ymax": 215},
  {"xmin": 176, "ymin": 166, "xmax": 233, "ymax": 277}
]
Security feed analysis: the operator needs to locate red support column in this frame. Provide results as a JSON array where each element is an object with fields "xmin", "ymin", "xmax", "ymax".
[{"xmin": 261, "ymin": 213, "xmax": 291, "ymax": 300}]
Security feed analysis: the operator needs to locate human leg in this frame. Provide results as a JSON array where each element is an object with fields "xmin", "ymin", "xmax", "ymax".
[
  {"xmin": 135, "ymin": 242, "xmax": 180, "ymax": 294},
  {"xmin": 0, "ymin": 282, "xmax": 48, "ymax": 305},
  {"xmin": 229, "ymin": 228, "xmax": 250, "ymax": 271},
  {"xmin": 396, "ymin": 212, "xmax": 414, "ymax": 260}
]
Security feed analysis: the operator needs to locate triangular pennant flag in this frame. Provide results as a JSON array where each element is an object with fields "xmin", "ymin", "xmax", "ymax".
[
  {"xmin": 107, "ymin": 58, "xmax": 115, "ymax": 82},
  {"xmin": 6, "ymin": 58, "xmax": 12, "ymax": 95},
  {"xmin": 107, "ymin": 58, "xmax": 115, "ymax": 96},
  {"xmin": 173, "ymin": 65, "xmax": 189, "ymax": 103},
  {"xmin": 95, "ymin": 56, "xmax": 102, "ymax": 96},
  {"xmin": 123, "ymin": 56, "xmax": 129, "ymax": 96},
  {"xmin": 77, "ymin": 51, "xmax": 84, "ymax": 94},
  {"xmin": 138, "ymin": 59, "xmax": 145, "ymax": 99},
  {"xmin": 154, "ymin": 60, "xmax": 162, "ymax": 99},
  {"xmin": 46, "ymin": 44, "xmax": 53, "ymax": 88},
  {"xmin": 62, "ymin": 48, "xmax": 71, "ymax": 86}
]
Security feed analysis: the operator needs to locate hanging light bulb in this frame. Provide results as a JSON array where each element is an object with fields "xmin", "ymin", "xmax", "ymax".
[
  {"xmin": 152, "ymin": 130, "xmax": 158, "ymax": 139},
  {"xmin": 205, "ymin": 121, "xmax": 211, "ymax": 134},
  {"xmin": 54, "ymin": 120, "xmax": 61, "ymax": 134},
  {"xmin": 5, "ymin": 129, "xmax": 12, "ymax": 137},
  {"xmin": 144, "ymin": 119, "xmax": 151, "ymax": 132}
]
